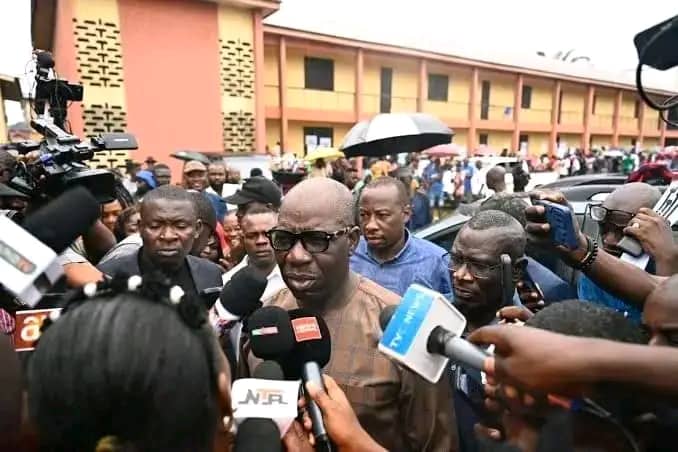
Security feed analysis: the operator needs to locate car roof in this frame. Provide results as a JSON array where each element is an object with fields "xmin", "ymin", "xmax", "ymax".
[{"xmin": 413, "ymin": 213, "xmax": 470, "ymax": 239}]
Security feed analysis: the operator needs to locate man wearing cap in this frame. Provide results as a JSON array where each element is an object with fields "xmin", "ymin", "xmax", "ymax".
[
  {"xmin": 183, "ymin": 160, "xmax": 227, "ymax": 222},
  {"xmin": 134, "ymin": 170, "xmax": 157, "ymax": 202},
  {"xmin": 224, "ymin": 176, "xmax": 282, "ymax": 220},
  {"xmin": 0, "ymin": 183, "xmax": 29, "ymax": 217}
]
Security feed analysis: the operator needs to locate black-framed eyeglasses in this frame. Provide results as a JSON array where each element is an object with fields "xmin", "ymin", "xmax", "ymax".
[
  {"xmin": 266, "ymin": 227, "xmax": 351, "ymax": 253},
  {"xmin": 589, "ymin": 205, "xmax": 635, "ymax": 228},
  {"xmin": 447, "ymin": 253, "xmax": 503, "ymax": 279}
]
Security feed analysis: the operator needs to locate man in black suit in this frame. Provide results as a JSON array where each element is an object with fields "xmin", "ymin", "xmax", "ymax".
[{"xmin": 98, "ymin": 185, "xmax": 222, "ymax": 308}]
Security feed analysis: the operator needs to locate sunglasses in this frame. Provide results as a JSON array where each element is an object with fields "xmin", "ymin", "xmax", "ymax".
[{"xmin": 266, "ymin": 227, "xmax": 351, "ymax": 253}]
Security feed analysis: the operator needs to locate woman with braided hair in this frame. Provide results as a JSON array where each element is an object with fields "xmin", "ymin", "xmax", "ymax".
[{"xmin": 27, "ymin": 272, "xmax": 234, "ymax": 452}]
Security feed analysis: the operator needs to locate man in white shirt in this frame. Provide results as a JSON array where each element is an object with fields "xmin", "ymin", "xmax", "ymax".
[{"xmin": 211, "ymin": 207, "xmax": 285, "ymax": 360}]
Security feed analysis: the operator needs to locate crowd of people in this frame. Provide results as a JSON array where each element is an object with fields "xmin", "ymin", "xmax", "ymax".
[{"xmin": 2, "ymin": 136, "xmax": 678, "ymax": 452}]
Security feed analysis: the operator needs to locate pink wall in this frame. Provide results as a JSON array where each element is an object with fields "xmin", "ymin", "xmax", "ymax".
[{"xmin": 118, "ymin": 0, "xmax": 223, "ymax": 180}]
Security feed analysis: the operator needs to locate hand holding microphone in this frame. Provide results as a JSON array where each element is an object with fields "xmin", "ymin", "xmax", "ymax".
[{"xmin": 302, "ymin": 375, "xmax": 387, "ymax": 452}]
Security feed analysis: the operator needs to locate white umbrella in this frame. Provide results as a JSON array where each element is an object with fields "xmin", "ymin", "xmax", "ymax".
[{"xmin": 340, "ymin": 113, "xmax": 453, "ymax": 158}]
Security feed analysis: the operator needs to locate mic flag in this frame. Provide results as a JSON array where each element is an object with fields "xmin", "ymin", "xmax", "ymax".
[
  {"xmin": 0, "ymin": 187, "xmax": 99, "ymax": 306},
  {"xmin": 378, "ymin": 284, "xmax": 466, "ymax": 383},
  {"xmin": 231, "ymin": 377, "xmax": 300, "ymax": 438}
]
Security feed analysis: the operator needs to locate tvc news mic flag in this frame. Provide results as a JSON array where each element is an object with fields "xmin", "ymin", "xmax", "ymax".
[
  {"xmin": 379, "ymin": 284, "xmax": 466, "ymax": 383},
  {"xmin": 231, "ymin": 378, "xmax": 300, "ymax": 437}
]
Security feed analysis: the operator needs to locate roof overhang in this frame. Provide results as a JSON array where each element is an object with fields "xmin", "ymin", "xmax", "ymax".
[{"xmin": 203, "ymin": 0, "xmax": 280, "ymax": 17}]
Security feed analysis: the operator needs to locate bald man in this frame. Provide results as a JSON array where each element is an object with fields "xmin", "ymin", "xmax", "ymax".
[
  {"xmin": 579, "ymin": 182, "xmax": 661, "ymax": 323},
  {"xmin": 259, "ymin": 177, "xmax": 457, "ymax": 451},
  {"xmin": 485, "ymin": 166, "xmax": 506, "ymax": 194}
]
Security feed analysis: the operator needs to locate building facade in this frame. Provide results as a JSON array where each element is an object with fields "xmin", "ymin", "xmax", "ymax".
[{"xmin": 32, "ymin": 0, "xmax": 678, "ymax": 176}]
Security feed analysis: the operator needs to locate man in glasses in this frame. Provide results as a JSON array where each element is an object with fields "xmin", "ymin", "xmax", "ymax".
[
  {"xmin": 351, "ymin": 176, "xmax": 451, "ymax": 296},
  {"xmin": 448, "ymin": 209, "xmax": 526, "ymax": 452},
  {"xmin": 263, "ymin": 177, "xmax": 457, "ymax": 452},
  {"xmin": 580, "ymin": 182, "xmax": 661, "ymax": 323}
]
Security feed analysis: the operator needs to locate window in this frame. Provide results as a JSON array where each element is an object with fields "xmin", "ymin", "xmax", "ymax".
[
  {"xmin": 521, "ymin": 85, "xmax": 532, "ymax": 109},
  {"xmin": 519, "ymin": 134, "xmax": 529, "ymax": 144},
  {"xmin": 480, "ymin": 80, "xmax": 491, "ymax": 120},
  {"xmin": 427, "ymin": 74, "xmax": 449, "ymax": 101},
  {"xmin": 592, "ymin": 94, "xmax": 598, "ymax": 115},
  {"xmin": 303, "ymin": 127, "xmax": 333, "ymax": 154},
  {"xmin": 557, "ymin": 91, "xmax": 563, "ymax": 123},
  {"xmin": 380, "ymin": 67, "xmax": 392, "ymax": 113},
  {"xmin": 634, "ymin": 100, "xmax": 641, "ymax": 119},
  {"xmin": 304, "ymin": 57, "xmax": 334, "ymax": 91},
  {"xmin": 669, "ymin": 106, "xmax": 678, "ymax": 130},
  {"xmin": 479, "ymin": 133, "xmax": 489, "ymax": 145},
  {"xmin": 631, "ymin": 138, "xmax": 637, "ymax": 147}
]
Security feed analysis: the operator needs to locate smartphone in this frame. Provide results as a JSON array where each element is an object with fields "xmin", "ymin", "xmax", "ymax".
[
  {"xmin": 500, "ymin": 254, "xmax": 514, "ymax": 306},
  {"xmin": 536, "ymin": 200, "xmax": 579, "ymax": 250},
  {"xmin": 521, "ymin": 270, "xmax": 545, "ymax": 301}
]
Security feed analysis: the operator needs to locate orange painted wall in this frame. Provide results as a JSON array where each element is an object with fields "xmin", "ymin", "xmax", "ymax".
[
  {"xmin": 117, "ymin": 0, "xmax": 223, "ymax": 179},
  {"xmin": 52, "ymin": 0, "xmax": 84, "ymax": 136}
]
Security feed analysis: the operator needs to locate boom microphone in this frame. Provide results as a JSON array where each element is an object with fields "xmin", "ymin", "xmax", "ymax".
[{"xmin": 0, "ymin": 187, "xmax": 99, "ymax": 306}]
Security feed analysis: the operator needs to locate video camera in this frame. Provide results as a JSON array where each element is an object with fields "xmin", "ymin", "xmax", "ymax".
[{"xmin": 9, "ymin": 50, "xmax": 138, "ymax": 203}]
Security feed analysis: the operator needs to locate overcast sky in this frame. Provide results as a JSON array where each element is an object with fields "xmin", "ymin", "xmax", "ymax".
[{"xmin": 1, "ymin": 0, "xmax": 676, "ymax": 124}]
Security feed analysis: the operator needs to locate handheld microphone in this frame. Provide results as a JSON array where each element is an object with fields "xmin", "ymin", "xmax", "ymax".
[
  {"xmin": 0, "ymin": 187, "xmax": 99, "ymax": 307},
  {"xmin": 287, "ymin": 309, "xmax": 333, "ymax": 451},
  {"xmin": 231, "ymin": 360, "xmax": 299, "ymax": 441},
  {"xmin": 379, "ymin": 284, "xmax": 487, "ymax": 383},
  {"xmin": 234, "ymin": 418, "xmax": 282, "ymax": 452},
  {"xmin": 249, "ymin": 306, "xmax": 296, "ymax": 360},
  {"xmin": 216, "ymin": 266, "xmax": 268, "ymax": 327}
]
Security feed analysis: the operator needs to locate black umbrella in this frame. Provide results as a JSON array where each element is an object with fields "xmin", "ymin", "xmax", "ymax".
[
  {"xmin": 170, "ymin": 150, "xmax": 211, "ymax": 164},
  {"xmin": 340, "ymin": 113, "xmax": 453, "ymax": 158}
]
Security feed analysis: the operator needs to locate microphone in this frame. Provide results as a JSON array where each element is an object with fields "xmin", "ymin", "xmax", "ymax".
[
  {"xmin": 231, "ymin": 360, "xmax": 299, "ymax": 441},
  {"xmin": 287, "ymin": 309, "xmax": 333, "ymax": 451},
  {"xmin": 0, "ymin": 187, "xmax": 99, "ymax": 307},
  {"xmin": 378, "ymin": 284, "xmax": 488, "ymax": 383},
  {"xmin": 216, "ymin": 266, "xmax": 268, "ymax": 326},
  {"xmin": 380, "ymin": 308, "xmax": 489, "ymax": 372},
  {"xmin": 249, "ymin": 306, "xmax": 296, "ymax": 360},
  {"xmin": 234, "ymin": 418, "xmax": 282, "ymax": 452}
]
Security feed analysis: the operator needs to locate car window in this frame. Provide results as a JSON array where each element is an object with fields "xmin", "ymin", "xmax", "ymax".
[{"xmin": 581, "ymin": 178, "xmax": 625, "ymax": 185}]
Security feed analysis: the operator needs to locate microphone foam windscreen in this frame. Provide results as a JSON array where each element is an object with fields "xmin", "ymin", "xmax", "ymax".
[
  {"xmin": 219, "ymin": 266, "xmax": 268, "ymax": 317},
  {"xmin": 283, "ymin": 309, "xmax": 331, "ymax": 379},
  {"xmin": 252, "ymin": 360, "xmax": 285, "ymax": 380},
  {"xmin": 249, "ymin": 306, "xmax": 295, "ymax": 360},
  {"xmin": 234, "ymin": 418, "xmax": 281, "ymax": 452},
  {"xmin": 22, "ymin": 186, "xmax": 100, "ymax": 254},
  {"xmin": 379, "ymin": 305, "xmax": 398, "ymax": 331}
]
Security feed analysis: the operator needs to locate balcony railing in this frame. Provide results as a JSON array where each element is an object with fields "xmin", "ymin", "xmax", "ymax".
[
  {"xmin": 286, "ymin": 87, "xmax": 355, "ymax": 111},
  {"xmin": 619, "ymin": 116, "xmax": 638, "ymax": 130},
  {"xmin": 480, "ymin": 104, "xmax": 514, "ymax": 121},
  {"xmin": 590, "ymin": 114, "xmax": 613, "ymax": 129},
  {"xmin": 362, "ymin": 93, "xmax": 418, "ymax": 114},
  {"xmin": 559, "ymin": 110, "xmax": 583, "ymax": 125},
  {"xmin": 520, "ymin": 108, "xmax": 552, "ymax": 123}
]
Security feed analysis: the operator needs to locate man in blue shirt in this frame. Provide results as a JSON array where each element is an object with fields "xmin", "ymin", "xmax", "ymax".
[
  {"xmin": 350, "ymin": 176, "xmax": 451, "ymax": 296},
  {"xmin": 578, "ymin": 182, "xmax": 660, "ymax": 323}
]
